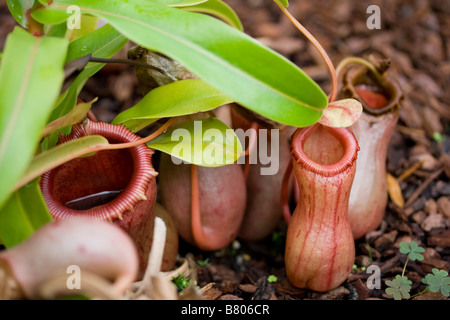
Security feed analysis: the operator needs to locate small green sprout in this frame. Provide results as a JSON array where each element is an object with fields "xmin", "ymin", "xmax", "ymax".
[
  {"xmin": 197, "ymin": 258, "xmax": 210, "ymax": 266},
  {"xmin": 432, "ymin": 132, "xmax": 443, "ymax": 143},
  {"xmin": 172, "ymin": 274, "xmax": 192, "ymax": 292},
  {"xmin": 267, "ymin": 275, "xmax": 278, "ymax": 283}
]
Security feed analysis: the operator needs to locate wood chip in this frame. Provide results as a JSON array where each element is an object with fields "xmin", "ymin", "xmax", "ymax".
[
  {"xmin": 427, "ymin": 230, "xmax": 450, "ymax": 247},
  {"xmin": 202, "ymin": 286, "xmax": 222, "ymax": 300},
  {"xmin": 374, "ymin": 230, "xmax": 398, "ymax": 252},
  {"xmin": 420, "ymin": 213, "xmax": 445, "ymax": 232},
  {"xmin": 437, "ymin": 196, "xmax": 450, "ymax": 218},
  {"xmin": 387, "ymin": 173, "xmax": 405, "ymax": 208},
  {"xmin": 404, "ymin": 168, "xmax": 444, "ymax": 208},
  {"xmin": 238, "ymin": 284, "xmax": 257, "ymax": 294},
  {"xmin": 218, "ymin": 294, "xmax": 243, "ymax": 300}
]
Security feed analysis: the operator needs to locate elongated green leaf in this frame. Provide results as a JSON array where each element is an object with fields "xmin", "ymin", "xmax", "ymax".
[
  {"xmin": 0, "ymin": 179, "xmax": 52, "ymax": 247},
  {"xmin": 44, "ymin": 24, "xmax": 127, "ymax": 149},
  {"xmin": 33, "ymin": 0, "xmax": 328, "ymax": 127},
  {"xmin": 0, "ymin": 27, "xmax": 68, "ymax": 210},
  {"xmin": 6, "ymin": 0, "xmax": 35, "ymax": 27},
  {"xmin": 66, "ymin": 15, "xmax": 99, "ymax": 41},
  {"xmin": 65, "ymin": 23, "xmax": 126, "ymax": 63},
  {"xmin": 158, "ymin": 0, "xmax": 209, "ymax": 6},
  {"xmin": 14, "ymin": 135, "xmax": 109, "ymax": 191},
  {"xmin": 184, "ymin": 0, "xmax": 243, "ymax": 30},
  {"xmin": 41, "ymin": 98, "xmax": 97, "ymax": 138},
  {"xmin": 147, "ymin": 117, "xmax": 242, "ymax": 167},
  {"xmin": 113, "ymin": 79, "xmax": 233, "ymax": 132}
]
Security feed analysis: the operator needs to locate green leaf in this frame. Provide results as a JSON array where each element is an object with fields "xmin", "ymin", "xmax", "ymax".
[
  {"xmin": 64, "ymin": 23, "xmax": 126, "ymax": 63},
  {"xmin": 157, "ymin": 0, "xmax": 209, "ymax": 6},
  {"xmin": 113, "ymin": 79, "xmax": 233, "ymax": 132},
  {"xmin": 6, "ymin": 0, "xmax": 35, "ymax": 27},
  {"xmin": 0, "ymin": 27, "xmax": 68, "ymax": 210},
  {"xmin": 172, "ymin": 274, "xmax": 192, "ymax": 292},
  {"xmin": 66, "ymin": 15, "xmax": 99, "ymax": 41},
  {"xmin": 183, "ymin": 0, "xmax": 243, "ymax": 30},
  {"xmin": 33, "ymin": 0, "xmax": 328, "ymax": 127},
  {"xmin": 399, "ymin": 241, "xmax": 425, "ymax": 261},
  {"xmin": 385, "ymin": 275, "xmax": 412, "ymax": 300},
  {"xmin": 422, "ymin": 269, "xmax": 450, "ymax": 297},
  {"xmin": 44, "ymin": 24, "xmax": 127, "ymax": 149},
  {"xmin": 275, "ymin": 0, "xmax": 289, "ymax": 7},
  {"xmin": 41, "ymin": 98, "xmax": 97, "ymax": 138},
  {"xmin": 0, "ymin": 179, "xmax": 52, "ymax": 248},
  {"xmin": 14, "ymin": 135, "xmax": 110, "ymax": 192},
  {"xmin": 147, "ymin": 117, "xmax": 242, "ymax": 167}
]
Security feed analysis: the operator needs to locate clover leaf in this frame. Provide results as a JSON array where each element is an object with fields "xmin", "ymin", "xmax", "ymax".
[
  {"xmin": 399, "ymin": 241, "xmax": 425, "ymax": 261},
  {"xmin": 422, "ymin": 268, "xmax": 450, "ymax": 297},
  {"xmin": 385, "ymin": 275, "xmax": 412, "ymax": 300}
]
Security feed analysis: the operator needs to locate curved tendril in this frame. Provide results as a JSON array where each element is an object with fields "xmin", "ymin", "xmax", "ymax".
[
  {"xmin": 274, "ymin": 0, "xmax": 338, "ymax": 102},
  {"xmin": 242, "ymin": 122, "xmax": 259, "ymax": 181},
  {"xmin": 335, "ymin": 56, "xmax": 384, "ymax": 83},
  {"xmin": 190, "ymin": 164, "xmax": 208, "ymax": 249},
  {"xmin": 104, "ymin": 118, "xmax": 175, "ymax": 151}
]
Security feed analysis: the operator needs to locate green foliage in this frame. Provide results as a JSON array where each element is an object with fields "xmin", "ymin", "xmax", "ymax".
[
  {"xmin": 422, "ymin": 269, "xmax": 450, "ymax": 297},
  {"xmin": 183, "ymin": 0, "xmax": 244, "ymax": 30},
  {"xmin": 0, "ymin": 179, "xmax": 52, "ymax": 247},
  {"xmin": 399, "ymin": 241, "xmax": 425, "ymax": 261},
  {"xmin": 196, "ymin": 258, "xmax": 210, "ymax": 266},
  {"xmin": 385, "ymin": 275, "xmax": 412, "ymax": 300},
  {"xmin": 172, "ymin": 274, "xmax": 193, "ymax": 292},
  {"xmin": 147, "ymin": 117, "xmax": 242, "ymax": 167},
  {"xmin": 432, "ymin": 132, "xmax": 443, "ymax": 143},
  {"xmin": 0, "ymin": 27, "xmax": 68, "ymax": 211},
  {"xmin": 275, "ymin": 0, "xmax": 289, "ymax": 8},
  {"xmin": 112, "ymin": 79, "xmax": 234, "ymax": 133},
  {"xmin": 267, "ymin": 275, "xmax": 278, "ymax": 283},
  {"xmin": 32, "ymin": 0, "xmax": 328, "ymax": 127},
  {"xmin": 385, "ymin": 241, "xmax": 450, "ymax": 300},
  {"xmin": 6, "ymin": 0, "xmax": 34, "ymax": 27},
  {"xmin": 0, "ymin": 0, "xmax": 333, "ymax": 250}
]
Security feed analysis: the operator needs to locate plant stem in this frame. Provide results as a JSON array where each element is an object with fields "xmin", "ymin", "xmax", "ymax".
[
  {"xmin": 402, "ymin": 256, "xmax": 410, "ymax": 278},
  {"xmin": 242, "ymin": 121, "xmax": 258, "ymax": 180},
  {"xmin": 409, "ymin": 287, "xmax": 429, "ymax": 300},
  {"xmin": 274, "ymin": 0, "xmax": 337, "ymax": 102},
  {"xmin": 102, "ymin": 118, "xmax": 175, "ymax": 150},
  {"xmin": 335, "ymin": 57, "xmax": 384, "ymax": 83},
  {"xmin": 89, "ymin": 57, "xmax": 178, "ymax": 82}
]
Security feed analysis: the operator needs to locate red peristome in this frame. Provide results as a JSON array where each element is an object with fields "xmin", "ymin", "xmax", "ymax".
[
  {"xmin": 41, "ymin": 120, "xmax": 155, "ymax": 221},
  {"xmin": 40, "ymin": 120, "xmax": 157, "ymax": 277}
]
